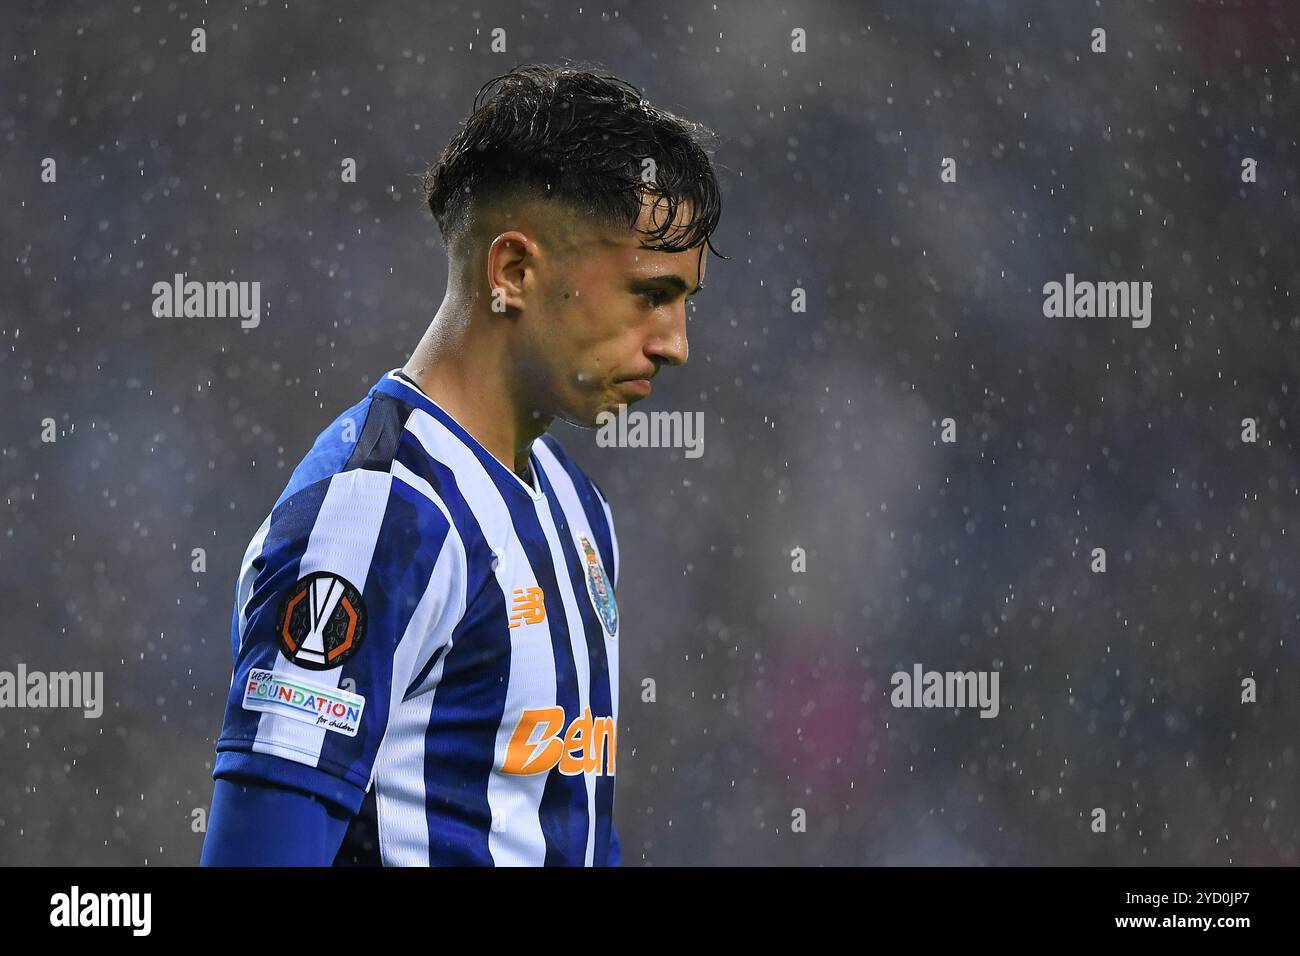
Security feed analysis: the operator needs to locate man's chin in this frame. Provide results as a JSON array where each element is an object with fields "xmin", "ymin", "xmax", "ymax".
[
  {"xmin": 555, "ymin": 399, "xmax": 635, "ymax": 430},
  {"xmin": 549, "ymin": 407, "xmax": 605, "ymax": 430}
]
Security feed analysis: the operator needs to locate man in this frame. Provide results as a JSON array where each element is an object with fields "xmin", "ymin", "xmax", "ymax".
[{"xmin": 200, "ymin": 63, "xmax": 722, "ymax": 866}]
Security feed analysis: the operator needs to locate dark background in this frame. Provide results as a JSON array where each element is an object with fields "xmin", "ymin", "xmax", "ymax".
[{"xmin": 2, "ymin": 0, "xmax": 1298, "ymax": 865}]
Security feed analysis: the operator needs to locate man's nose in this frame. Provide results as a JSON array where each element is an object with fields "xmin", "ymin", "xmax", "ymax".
[{"xmin": 645, "ymin": 303, "xmax": 689, "ymax": 368}]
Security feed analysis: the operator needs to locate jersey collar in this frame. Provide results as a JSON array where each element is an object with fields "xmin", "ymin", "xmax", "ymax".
[{"xmin": 376, "ymin": 369, "xmax": 544, "ymax": 501}]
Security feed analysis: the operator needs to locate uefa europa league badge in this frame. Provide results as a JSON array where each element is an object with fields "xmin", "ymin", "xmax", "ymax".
[{"xmin": 276, "ymin": 571, "xmax": 368, "ymax": 670}]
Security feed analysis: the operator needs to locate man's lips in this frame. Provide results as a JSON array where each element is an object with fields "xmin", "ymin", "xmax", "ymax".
[{"xmin": 618, "ymin": 377, "xmax": 653, "ymax": 396}]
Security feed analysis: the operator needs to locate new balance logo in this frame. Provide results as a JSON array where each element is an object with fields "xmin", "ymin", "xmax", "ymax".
[{"xmin": 508, "ymin": 587, "xmax": 546, "ymax": 628}]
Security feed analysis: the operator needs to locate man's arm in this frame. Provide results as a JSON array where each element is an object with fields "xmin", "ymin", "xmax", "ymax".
[
  {"xmin": 200, "ymin": 776, "xmax": 352, "ymax": 866},
  {"xmin": 210, "ymin": 461, "xmax": 467, "ymax": 865}
]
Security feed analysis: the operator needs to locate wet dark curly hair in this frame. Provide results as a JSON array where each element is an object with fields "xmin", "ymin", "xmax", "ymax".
[{"xmin": 422, "ymin": 63, "xmax": 723, "ymax": 256}]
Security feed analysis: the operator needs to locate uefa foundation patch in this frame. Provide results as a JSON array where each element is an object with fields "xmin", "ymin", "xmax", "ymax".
[{"xmin": 242, "ymin": 668, "xmax": 366, "ymax": 737}]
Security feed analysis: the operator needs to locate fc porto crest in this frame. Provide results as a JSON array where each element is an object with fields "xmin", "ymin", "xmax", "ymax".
[{"xmin": 577, "ymin": 533, "xmax": 618, "ymax": 639}]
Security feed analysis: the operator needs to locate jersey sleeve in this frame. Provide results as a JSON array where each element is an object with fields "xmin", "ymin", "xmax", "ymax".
[
  {"xmin": 200, "ymin": 777, "xmax": 352, "ymax": 866},
  {"xmin": 212, "ymin": 467, "xmax": 466, "ymax": 816}
]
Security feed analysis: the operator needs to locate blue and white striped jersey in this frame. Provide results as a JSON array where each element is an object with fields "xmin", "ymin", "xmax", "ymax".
[{"xmin": 212, "ymin": 369, "xmax": 621, "ymax": 866}]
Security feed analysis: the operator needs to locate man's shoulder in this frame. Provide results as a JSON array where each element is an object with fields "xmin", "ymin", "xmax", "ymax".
[
  {"xmin": 271, "ymin": 380, "xmax": 399, "ymax": 510},
  {"xmin": 250, "ymin": 378, "xmax": 459, "ymax": 564}
]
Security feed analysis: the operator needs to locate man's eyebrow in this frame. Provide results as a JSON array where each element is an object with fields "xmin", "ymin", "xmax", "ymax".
[{"xmin": 634, "ymin": 274, "xmax": 706, "ymax": 297}]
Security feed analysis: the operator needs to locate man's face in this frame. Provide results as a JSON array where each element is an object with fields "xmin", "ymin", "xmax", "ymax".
[{"xmin": 518, "ymin": 194, "xmax": 708, "ymax": 427}]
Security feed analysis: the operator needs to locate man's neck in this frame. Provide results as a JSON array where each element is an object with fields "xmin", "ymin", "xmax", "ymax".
[{"xmin": 401, "ymin": 312, "xmax": 551, "ymax": 479}]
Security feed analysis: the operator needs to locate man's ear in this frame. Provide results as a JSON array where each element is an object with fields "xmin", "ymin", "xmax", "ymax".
[{"xmin": 485, "ymin": 231, "xmax": 534, "ymax": 314}]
